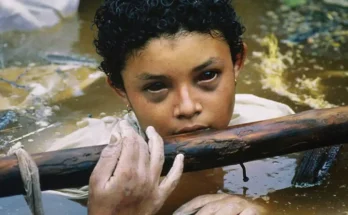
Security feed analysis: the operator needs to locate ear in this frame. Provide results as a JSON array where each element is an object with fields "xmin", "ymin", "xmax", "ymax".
[
  {"xmin": 107, "ymin": 77, "xmax": 130, "ymax": 105},
  {"xmin": 233, "ymin": 42, "xmax": 248, "ymax": 79}
]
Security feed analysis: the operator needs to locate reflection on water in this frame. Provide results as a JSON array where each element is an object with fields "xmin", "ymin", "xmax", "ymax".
[
  {"xmin": 0, "ymin": 0, "xmax": 347, "ymax": 214},
  {"xmin": 0, "ymin": 193, "xmax": 86, "ymax": 215},
  {"xmin": 222, "ymin": 156, "xmax": 297, "ymax": 198}
]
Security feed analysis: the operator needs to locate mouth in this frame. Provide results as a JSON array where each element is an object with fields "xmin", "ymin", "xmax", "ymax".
[{"xmin": 174, "ymin": 125, "xmax": 209, "ymax": 135}]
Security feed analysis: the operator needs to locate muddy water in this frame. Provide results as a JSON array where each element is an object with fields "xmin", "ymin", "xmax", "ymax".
[{"xmin": 0, "ymin": 0, "xmax": 347, "ymax": 214}]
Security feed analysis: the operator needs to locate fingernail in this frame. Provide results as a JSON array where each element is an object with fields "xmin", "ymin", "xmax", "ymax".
[
  {"xmin": 146, "ymin": 126, "xmax": 155, "ymax": 133},
  {"xmin": 109, "ymin": 134, "xmax": 118, "ymax": 144},
  {"xmin": 174, "ymin": 154, "xmax": 184, "ymax": 165},
  {"xmin": 177, "ymin": 153, "xmax": 184, "ymax": 160}
]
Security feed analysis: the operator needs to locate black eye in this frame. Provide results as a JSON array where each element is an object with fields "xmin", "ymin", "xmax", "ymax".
[
  {"xmin": 198, "ymin": 71, "xmax": 218, "ymax": 82},
  {"xmin": 146, "ymin": 82, "xmax": 166, "ymax": 92}
]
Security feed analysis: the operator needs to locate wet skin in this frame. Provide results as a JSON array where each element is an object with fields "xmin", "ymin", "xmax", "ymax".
[{"xmin": 112, "ymin": 31, "xmax": 246, "ymax": 137}]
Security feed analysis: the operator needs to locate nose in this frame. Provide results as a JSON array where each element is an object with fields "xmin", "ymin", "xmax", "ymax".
[{"xmin": 174, "ymin": 86, "xmax": 202, "ymax": 119}]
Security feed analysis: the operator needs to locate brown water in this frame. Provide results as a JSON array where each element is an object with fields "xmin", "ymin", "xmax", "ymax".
[{"xmin": 0, "ymin": 0, "xmax": 347, "ymax": 214}]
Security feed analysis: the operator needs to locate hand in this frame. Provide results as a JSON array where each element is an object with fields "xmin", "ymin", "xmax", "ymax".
[
  {"xmin": 88, "ymin": 120, "xmax": 184, "ymax": 215},
  {"xmin": 173, "ymin": 193, "xmax": 265, "ymax": 215}
]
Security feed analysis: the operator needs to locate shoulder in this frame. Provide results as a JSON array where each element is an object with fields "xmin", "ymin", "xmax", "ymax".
[
  {"xmin": 46, "ymin": 112, "xmax": 145, "ymax": 151},
  {"xmin": 230, "ymin": 94, "xmax": 295, "ymax": 125},
  {"xmin": 46, "ymin": 116, "xmax": 120, "ymax": 151}
]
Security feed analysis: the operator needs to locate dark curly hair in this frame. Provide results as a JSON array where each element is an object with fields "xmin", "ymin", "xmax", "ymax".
[{"xmin": 93, "ymin": 0, "xmax": 245, "ymax": 89}]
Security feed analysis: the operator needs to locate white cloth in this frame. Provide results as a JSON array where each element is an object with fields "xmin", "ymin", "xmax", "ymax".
[
  {"xmin": 45, "ymin": 94, "xmax": 296, "ymax": 199},
  {"xmin": 0, "ymin": 0, "xmax": 80, "ymax": 33}
]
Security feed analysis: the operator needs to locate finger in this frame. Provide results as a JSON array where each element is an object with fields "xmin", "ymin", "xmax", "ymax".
[
  {"xmin": 136, "ymin": 145, "xmax": 150, "ymax": 190},
  {"xmin": 197, "ymin": 198, "xmax": 245, "ymax": 215},
  {"xmin": 213, "ymin": 202, "xmax": 243, "ymax": 215},
  {"xmin": 146, "ymin": 126, "xmax": 164, "ymax": 183},
  {"xmin": 159, "ymin": 153, "xmax": 184, "ymax": 197},
  {"xmin": 173, "ymin": 194, "xmax": 231, "ymax": 215},
  {"xmin": 137, "ymin": 128, "xmax": 150, "ymax": 180},
  {"xmin": 195, "ymin": 202, "xmax": 222, "ymax": 215},
  {"xmin": 239, "ymin": 208, "xmax": 260, "ymax": 215},
  {"xmin": 89, "ymin": 133, "xmax": 122, "ymax": 188},
  {"xmin": 113, "ymin": 120, "xmax": 139, "ymax": 177}
]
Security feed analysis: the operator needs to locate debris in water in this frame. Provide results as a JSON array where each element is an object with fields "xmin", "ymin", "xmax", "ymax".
[
  {"xmin": 40, "ymin": 53, "xmax": 98, "ymax": 68},
  {"xmin": 36, "ymin": 120, "xmax": 49, "ymax": 127},
  {"xmin": 0, "ymin": 111, "xmax": 18, "ymax": 130},
  {"xmin": 261, "ymin": 195, "xmax": 270, "ymax": 202},
  {"xmin": 0, "ymin": 77, "xmax": 30, "ymax": 90},
  {"xmin": 0, "ymin": 65, "xmax": 106, "ymax": 110},
  {"xmin": 283, "ymin": 0, "xmax": 307, "ymax": 7},
  {"xmin": 259, "ymin": 0, "xmax": 348, "ymax": 59},
  {"xmin": 318, "ymin": 70, "xmax": 348, "ymax": 78},
  {"xmin": 252, "ymin": 34, "xmax": 337, "ymax": 109},
  {"xmin": 324, "ymin": 0, "xmax": 348, "ymax": 7}
]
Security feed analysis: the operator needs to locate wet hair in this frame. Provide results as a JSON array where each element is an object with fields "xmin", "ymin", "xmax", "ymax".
[{"xmin": 93, "ymin": 0, "xmax": 245, "ymax": 89}]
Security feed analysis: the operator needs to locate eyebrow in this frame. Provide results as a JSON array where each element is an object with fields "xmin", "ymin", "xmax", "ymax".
[
  {"xmin": 136, "ymin": 73, "xmax": 168, "ymax": 81},
  {"xmin": 192, "ymin": 57, "xmax": 219, "ymax": 72},
  {"xmin": 136, "ymin": 57, "xmax": 221, "ymax": 80}
]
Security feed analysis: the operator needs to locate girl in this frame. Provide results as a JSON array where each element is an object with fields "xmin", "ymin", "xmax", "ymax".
[{"xmin": 47, "ymin": 0, "xmax": 294, "ymax": 214}]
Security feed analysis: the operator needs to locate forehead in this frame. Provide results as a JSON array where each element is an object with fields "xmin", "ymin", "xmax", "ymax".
[{"xmin": 123, "ymin": 32, "xmax": 232, "ymax": 76}]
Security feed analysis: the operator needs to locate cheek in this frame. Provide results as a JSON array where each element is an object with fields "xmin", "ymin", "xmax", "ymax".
[
  {"xmin": 203, "ymin": 80, "xmax": 235, "ymax": 129},
  {"xmin": 131, "ymin": 98, "xmax": 173, "ymax": 136}
]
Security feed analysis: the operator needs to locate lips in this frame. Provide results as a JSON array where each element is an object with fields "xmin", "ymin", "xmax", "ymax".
[{"xmin": 175, "ymin": 125, "xmax": 209, "ymax": 135}]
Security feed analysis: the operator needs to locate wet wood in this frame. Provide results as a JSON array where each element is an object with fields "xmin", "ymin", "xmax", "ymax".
[
  {"xmin": 292, "ymin": 145, "xmax": 342, "ymax": 187},
  {"xmin": 0, "ymin": 106, "xmax": 347, "ymax": 198}
]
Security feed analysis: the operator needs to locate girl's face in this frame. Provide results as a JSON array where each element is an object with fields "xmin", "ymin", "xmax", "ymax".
[{"xmin": 113, "ymin": 32, "xmax": 246, "ymax": 137}]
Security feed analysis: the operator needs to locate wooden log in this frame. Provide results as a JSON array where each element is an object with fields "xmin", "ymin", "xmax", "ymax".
[
  {"xmin": 292, "ymin": 145, "xmax": 342, "ymax": 187},
  {"xmin": 0, "ymin": 106, "xmax": 347, "ymax": 198}
]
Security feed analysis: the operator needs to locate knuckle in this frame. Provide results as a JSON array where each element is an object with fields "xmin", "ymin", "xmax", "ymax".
[
  {"xmin": 120, "ymin": 133, "xmax": 133, "ymax": 142},
  {"xmin": 152, "ymin": 198, "xmax": 163, "ymax": 210},
  {"xmin": 119, "ymin": 128, "xmax": 136, "ymax": 140},
  {"xmin": 137, "ymin": 173, "xmax": 147, "ymax": 186},
  {"xmin": 248, "ymin": 207, "xmax": 259, "ymax": 215},
  {"xmin": 224, "ymin": 202, "xmax": 240, "ymax": 211},
  {"xmin": 122, "ymin": 186, "xmax": 133, "ymax": 197},
  {"xmin": 228, "ymin": 196, "xmax": 245, "ymax": 204},
  {"xmin": 119, "ymin": 168, "xmax": 134, "ymax": 182},
  {"xmin": 172, "ymin": 178, "xmax": 180, "ymax": 187},
  {"xmin": 123, "ymin": 132, "xmax": 144, "ymax": 145}
]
